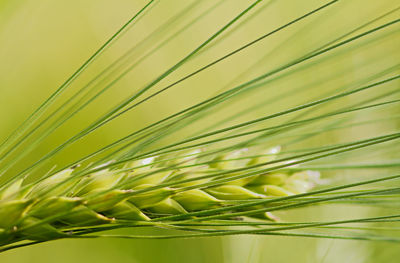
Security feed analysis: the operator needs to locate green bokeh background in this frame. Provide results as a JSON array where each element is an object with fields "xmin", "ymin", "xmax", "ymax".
[{"xmin": 0, "ymin": 0, "xmax": 399, "ymax": 262}]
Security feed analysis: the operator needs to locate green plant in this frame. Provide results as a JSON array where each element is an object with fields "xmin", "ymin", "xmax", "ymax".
[{"xmin": 0, "ymin": 0, "xmax": 399, "ymax": 257}]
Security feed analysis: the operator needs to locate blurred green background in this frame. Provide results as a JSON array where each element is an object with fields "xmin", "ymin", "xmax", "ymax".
[{"xmin": 0, "ymin": 0, "xmax": 399, "ymax": 262}]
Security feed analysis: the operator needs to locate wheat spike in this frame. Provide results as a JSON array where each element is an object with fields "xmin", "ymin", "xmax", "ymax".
[{"xmin": 0, "ymin": 146, "xmax": 320, "ymax": 245}]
